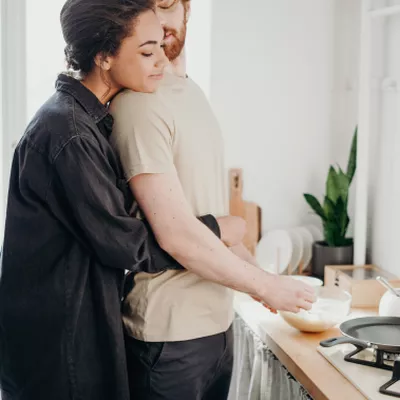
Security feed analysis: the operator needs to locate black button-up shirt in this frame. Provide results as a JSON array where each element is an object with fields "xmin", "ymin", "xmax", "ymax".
[{"xmin": 0, "ymin": 74, "xmax": 220, "ymax": 400}]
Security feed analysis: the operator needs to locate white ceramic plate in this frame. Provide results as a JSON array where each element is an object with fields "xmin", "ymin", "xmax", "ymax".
[
  {"xmin": 256, "ymin": 230, "xmax": 293, "ymax": 274},
  {"xmin": 288, "ymin": 229, "xmax": 303, "ymax": 272},
  {"xmin": 295, "ymin": 226, "xmax": 314, "ymax": 268}
]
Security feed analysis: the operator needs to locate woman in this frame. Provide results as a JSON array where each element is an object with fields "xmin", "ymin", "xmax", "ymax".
[{"xmin": 0, "ymin": 1, "xmax": 227, "ymax": 399}]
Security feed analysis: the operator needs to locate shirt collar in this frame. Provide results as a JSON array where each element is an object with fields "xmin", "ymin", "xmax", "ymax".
[{"xmin": 55, "ymin": 73, "xmax": 110, "ymax": 124}]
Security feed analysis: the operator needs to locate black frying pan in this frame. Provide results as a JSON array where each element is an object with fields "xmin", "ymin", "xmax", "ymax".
[{"xmin": 320, "ymin": 316, "xmax": 400, "ymax": 353}]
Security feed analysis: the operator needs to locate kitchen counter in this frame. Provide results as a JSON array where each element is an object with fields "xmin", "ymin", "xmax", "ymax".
[{"xmin": 234, "ymin": 292, "xmax": 377, "ymax": 400}]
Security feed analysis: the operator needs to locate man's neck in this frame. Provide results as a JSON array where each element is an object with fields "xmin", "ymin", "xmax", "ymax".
[{"xmin": 168, "ymin": 49, "xmax": 186, "ymax": 78}]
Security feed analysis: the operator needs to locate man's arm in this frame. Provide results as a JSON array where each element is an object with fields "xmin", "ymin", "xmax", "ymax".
[
  {"xmin": 129, "ymin": 171, "xmax": 315, "ymax": 313},
  {"xmin": 229, "ymin": 243, "xmax": 277, "ymax": 312},
  {"xmin": 143, "ymin": 214, "xmax": 223, "ymax": 274}
]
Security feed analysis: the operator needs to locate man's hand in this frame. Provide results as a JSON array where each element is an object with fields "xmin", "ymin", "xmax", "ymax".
[
  {"xmin": 259, "ymin": 275, "xmax": 316, "ymax": 313},
  {"xmin": 216, "ymin": 216, "xmax": 247, "ymax": 247}
]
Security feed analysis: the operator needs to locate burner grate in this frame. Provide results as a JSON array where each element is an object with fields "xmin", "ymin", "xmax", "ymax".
[
  {"xmin": 380, "ymin": 359, "xmax": 400, "ymax": 398},
  {"xmin": 343, "ymin": 347, "xmax": 400, "ymax": 397}
]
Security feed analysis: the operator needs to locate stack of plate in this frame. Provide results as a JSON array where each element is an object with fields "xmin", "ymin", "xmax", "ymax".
[{"xmin": 256, "ymin": 225, "xmax": 323, "ymax": 274}]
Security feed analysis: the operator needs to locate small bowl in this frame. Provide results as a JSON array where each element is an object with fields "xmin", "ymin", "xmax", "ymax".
[
  {"xmin": 290, "ymin": 275, "xmax": 323, "ymax": 288},
  {"xmin": 279, "ymin": 286, "xmax": 352, "ymax": 333},
  {"xmin": 379, "ymin": 289, "xmax": 400, "ymax": 317}
]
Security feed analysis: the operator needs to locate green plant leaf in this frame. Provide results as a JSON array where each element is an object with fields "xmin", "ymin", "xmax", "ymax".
[
  {"xmin": 335, "ymin": 196, "xmax": 349, "ymax": 237},
  {"xmin": 323, "ymin": 196, "xmax": 336, "ymax": 221},
  {"xmin": 322, "ymin": 196, "xmax": 350, "ymax": 246},
  {"xmin": 304, "ymin": 125, "xmax": 357, "ymax": 246},
  {"xmin": 304, "ymin": 194, "xmax": 326, "ymax": 221},
  {"xmin": 326, "ymin": 166, "xmax": 340, "ymax": 203},
  {"xmin": 346, "ymin": 126, "xmax": 358, "ymax": 183},
  {"xmin": 343, "ymin": 238, "xmax": 353, "ymax": 246},
  {"xmin": 337, "ymin": 169, "xmax": 350, "ymax": 204},
  {"xmin": 323, "ymin": 220, "xmax": 341, "ymax": 247}
]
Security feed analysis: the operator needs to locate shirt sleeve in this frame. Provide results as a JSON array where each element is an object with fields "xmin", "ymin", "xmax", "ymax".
[
  {"xmin": 52, "ymin": 135, "xmax": 221, "ymax": 273},
  {"xmin": 109, "ymin": 90, "xmax": 175, "ymax": 181}
]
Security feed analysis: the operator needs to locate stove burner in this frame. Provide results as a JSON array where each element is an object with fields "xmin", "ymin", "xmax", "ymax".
[
  {"xmin": 344, "ymin": 347, "xmax": 398, "ymax": 370},
  {"xmin": 343, "ymin": 347, "xmax": 400, "ymax": 397}
]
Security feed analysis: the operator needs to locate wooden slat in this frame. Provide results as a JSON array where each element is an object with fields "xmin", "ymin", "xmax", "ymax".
[{"xmin": 229, "ymin": 168, "xmax": 262, "ymax": 255}]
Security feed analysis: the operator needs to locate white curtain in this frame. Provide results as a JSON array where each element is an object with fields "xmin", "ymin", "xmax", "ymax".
[{"xmin": 228, "ymin": 316, "xmax": 312, "ymax": 400}]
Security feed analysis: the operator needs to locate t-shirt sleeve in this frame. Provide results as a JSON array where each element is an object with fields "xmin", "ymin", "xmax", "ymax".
[{"xmin": 110, "ymin": 90, "xmax": 176, "ymax": 181}]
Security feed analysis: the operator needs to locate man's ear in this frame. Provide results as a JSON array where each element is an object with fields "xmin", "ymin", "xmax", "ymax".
[{"xmin": 185, "ymin": 1, "xmax": 191, "ymax": 20}]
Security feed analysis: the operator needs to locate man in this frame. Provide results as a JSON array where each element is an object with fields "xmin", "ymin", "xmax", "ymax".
[{"xmin": 110, "ymin": 1, "xmax": 315, "ymax": 399}]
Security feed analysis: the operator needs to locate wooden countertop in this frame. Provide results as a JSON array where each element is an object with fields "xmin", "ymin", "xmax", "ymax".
[{"xmin": 234, "ymin": 292, "xmax": 376, "ymax": 400}]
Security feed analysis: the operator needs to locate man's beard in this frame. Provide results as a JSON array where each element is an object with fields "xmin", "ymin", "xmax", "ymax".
[{"xmin": 163, "ymin": 16, "xmax": 188, "ymax": 61}]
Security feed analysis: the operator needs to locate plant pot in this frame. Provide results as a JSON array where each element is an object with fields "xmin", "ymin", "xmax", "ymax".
[{"xmin": 312, "ymin": 241, "xmax": 354, "ymax": 279}]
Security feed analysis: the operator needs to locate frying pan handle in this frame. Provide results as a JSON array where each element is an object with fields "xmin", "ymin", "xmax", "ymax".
[{"xmin": 320, "ymin": 337, "xmax": 370, "ymax": 349}]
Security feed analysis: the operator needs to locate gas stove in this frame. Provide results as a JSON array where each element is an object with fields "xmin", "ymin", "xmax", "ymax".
[
  {"xmin": 345, "ymin": 347, "xmax": 400, "ymax": 397},
  {"xmin": 318, "ymin": 344, "xmax": 400, "ymax": 399}
]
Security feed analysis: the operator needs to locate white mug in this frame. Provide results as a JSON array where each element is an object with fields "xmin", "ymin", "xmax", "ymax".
[{"xmin": 379, "ymin": 289, "xmax": 400, "ymax": 317}]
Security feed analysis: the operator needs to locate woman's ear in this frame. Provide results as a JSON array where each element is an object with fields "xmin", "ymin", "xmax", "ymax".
[{"xmin": 94, "ymin": 53, "xmax": 112, "ymax": 71}]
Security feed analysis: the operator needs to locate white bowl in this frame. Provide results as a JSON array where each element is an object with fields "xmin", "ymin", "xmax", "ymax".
[
  {"xmin": 279, "ymin": 286, "xmax": 352, "ymax": 333},
  {"xmin": 379, "ymin": 289, "xmax": 400, "ymax": 317},
  {"xmin": 290, "ymin": 275, "xmax": 323, "ymax": 288}
]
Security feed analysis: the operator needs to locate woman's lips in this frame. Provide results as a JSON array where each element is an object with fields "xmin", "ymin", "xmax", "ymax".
[{"xmin": 150, "ymin": 73, "xmax": 164, "ymax": 80}]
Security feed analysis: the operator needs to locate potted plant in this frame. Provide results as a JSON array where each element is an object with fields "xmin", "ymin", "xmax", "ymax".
[{"xmin": 303, "ymin": 126, "xmax": 358, "ymax": 279}]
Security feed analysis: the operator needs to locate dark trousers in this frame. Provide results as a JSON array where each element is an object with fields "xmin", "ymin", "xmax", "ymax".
[{"xmin": 125, "ymin": 326, "xmax": 234, "ymax": 400}]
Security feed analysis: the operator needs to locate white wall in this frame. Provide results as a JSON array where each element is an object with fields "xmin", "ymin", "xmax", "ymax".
[
  {"xmin": 330, "ymin": 0, "xmax": 362, "ymax": 240},
  {"xmin": 325, "ymin": 0, "xmax": 400, "ymax": 276},
  {"xmin": 185, "ymin": 0, "xmax": 212, "ymax": 98},
  {"xmin": 26, "ymin": 0, "xmax": 66, "ymax": 120},
  {"xmin": 209, "ymin": 0, "xmax": 339, "ymax": 232},
  {"xmin": 0, "ymin": 0, "xmax": 4, "ymax": 233},
  {"xmin": 207, "ymin": 0, "xmax": 400, "ymax": 277},
  {"xmin": 1, "ymin": 0, "xmax": 28, "ymax": 239},
  {"xmin": 369, "ymin": 6, "xmax": 400, "ymax": 276}
]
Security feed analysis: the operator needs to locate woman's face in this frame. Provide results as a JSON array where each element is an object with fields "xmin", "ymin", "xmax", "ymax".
[{"xmin": 108, "ymin": 10, "xmax": 167, "ymax": 93}]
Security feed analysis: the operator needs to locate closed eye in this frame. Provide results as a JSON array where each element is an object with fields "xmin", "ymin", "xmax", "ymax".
[{"xmin": 158, "ymin": 0, "xmax": 178, "ymax": 10}]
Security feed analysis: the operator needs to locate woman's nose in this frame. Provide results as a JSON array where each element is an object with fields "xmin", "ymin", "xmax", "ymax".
[{"xmin": 155, "ymin": 49, "xmax": 168, "ymax": 69}]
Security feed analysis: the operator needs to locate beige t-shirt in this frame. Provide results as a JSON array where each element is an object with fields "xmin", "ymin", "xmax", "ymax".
[{"xmin": 109, "ymin": 72, "xmax": 234, "ymax": 342}]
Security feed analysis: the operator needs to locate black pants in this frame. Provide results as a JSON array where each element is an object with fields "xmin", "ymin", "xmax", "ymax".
[{"xmin": 125, "ymin": 326, "xmax": 234, "ymax": 400}]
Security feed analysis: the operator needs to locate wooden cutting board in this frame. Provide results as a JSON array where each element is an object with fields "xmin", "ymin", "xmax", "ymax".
[{"xmin": 229, "ymin": 168, "xmax": 262, "ymax": 255}]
